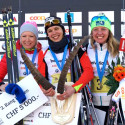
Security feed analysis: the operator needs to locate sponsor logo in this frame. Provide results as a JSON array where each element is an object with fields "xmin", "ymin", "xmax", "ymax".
[
  {"xmin": 13, "ymin": 17, "xmax": 17, "ymax": 22},
  {"xmin": 0, "ymin": 17, "xmax": 17, "ymax": 22},
  {"xmin": 64, "ymin": 13, "xmax": 74, "ymax": 22},
  {"xmin": 20, "ymin": 61, "xmax": 25, "ymax": 64},
  {"xmin": 115, "ymin": 90, "xmax": 120, "ymax": 97},
  {"xmin": 65, "ymin": 28, "xmax": 77, "ymax": 33},
  {"xmin": 30, "ymin": 16, "xmax": 45, "ymax": 21},
  {"xmin": 20, "ymin": 67, "xmax": 25, "ymax": 69},
  {"xmin": 55, "ymin": 69, "xmax": 59, "ymax": 73},
  {"xmin": 96, "ymin": 21, "xmax": 105, "ymax": 26},
  {"xmin": 91, "ymin": 61, "xmax": 104, "ymax": 65},
  {"xmin": 52, "ymin": 64, "xmax": 57, "ymax": 67},
  {"xmin": 121, "ymin": 87, "xmax": 124, "ymax": 94},
  {"xmin": 23, "ymin": 72, "xmax": 27, "ymax": 75},
  {"xmin": 38, "ymin": 30, "xmax": 45, "ymax": 34},
  {"xmin": 50, "ymin": 59, "xmax": 55, "ymax": 63}
]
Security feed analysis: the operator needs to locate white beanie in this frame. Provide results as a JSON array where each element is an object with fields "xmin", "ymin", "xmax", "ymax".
[{"xmin": 20, "ymin": 21, "xmax": 38, "ymax": 39}]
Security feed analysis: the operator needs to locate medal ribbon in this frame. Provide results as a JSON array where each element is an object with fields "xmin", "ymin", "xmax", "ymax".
[
  {"xmin": 95, "ymin": 48, "xmax": 109, "ymax": 83},
  {"xmin": 24, "ymin": 48, "xmax": 37, "ymax": 75},
  {"xmin": 49, "ymin": 45, "xmax": 68, "ymax": 71}
]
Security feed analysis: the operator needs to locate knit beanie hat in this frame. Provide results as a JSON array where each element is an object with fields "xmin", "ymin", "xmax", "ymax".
[
  {"xmin": 20, "ymin": 21, "xmax": 38, "ymax": 39},
  {"xmin": 44, "ymin": 16, "xmax": 65, "ymax": 36},
  {"xmin": 90, "ymin": 13, "xmax": 111, "ymax": 31}
]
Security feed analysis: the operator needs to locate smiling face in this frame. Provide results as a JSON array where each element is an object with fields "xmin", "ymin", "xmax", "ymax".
[
  {"xmin": 91, "ymin": 26, "xmax": 109, "ymax": 44},
  {"xmin": 47, "ymin": 26, "xmax": 63, "ymax": 42},
  {"xmin": 20, "ymin": 31, "xmax": 37, "ymax": 49}
]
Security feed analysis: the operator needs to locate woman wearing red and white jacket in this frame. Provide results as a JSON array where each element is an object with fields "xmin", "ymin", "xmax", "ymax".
[
  {"xmin": 39, "ymin": 16, "xmax": 94, "ymax": 100},
  {"xmin": 0, "ymin": 21, "xmax": 43, "ymax": 90}
]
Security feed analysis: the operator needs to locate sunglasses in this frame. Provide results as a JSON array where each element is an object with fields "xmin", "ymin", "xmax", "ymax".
[
  {"xmin": 91, "ymin": 16, "xmax": 111, "ymax": 24},
  {"xmin": 45, "ymin": 19, "xmax": 60, "ymax": 27}
]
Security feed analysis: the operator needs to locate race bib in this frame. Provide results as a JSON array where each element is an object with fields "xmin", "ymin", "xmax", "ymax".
[
  {"xmin": 91, "ymin": 76, "xmax": 110, "ymax": 93},
  {"xmin": 51, "ymin": 73, "xmax": 71, "ymax": 85}
]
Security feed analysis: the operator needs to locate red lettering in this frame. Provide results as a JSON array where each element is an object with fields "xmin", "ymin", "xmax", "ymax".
[
  {"xmin": 65, "ymin": 29, "xmax": 77, "ymax": 33},
  {"xmin": 13, "ymin": 17, "xmax": 17, "ymax": 22},
  {"xmin": 121, "ymin": 87, "xmax": 124, "ymax": 94},
  {"xmin": 115, "ymin": 91, "xmax": 120, "ymax": 97},
  {"xmin": 72, "ymin": 29, "xmax": 77, "ymax": 33},
  {"xmin": 30, "ymin": 16, "xmax": 45, "ymax": 21}
]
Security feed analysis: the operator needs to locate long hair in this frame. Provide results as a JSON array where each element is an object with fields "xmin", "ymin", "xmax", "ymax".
[{"xmin": 90, "ymin": 30, "xmax": 119, "ymax": 57}]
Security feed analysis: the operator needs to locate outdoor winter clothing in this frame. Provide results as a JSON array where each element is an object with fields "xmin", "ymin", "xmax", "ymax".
[
  {"xmin": 0, "ymin": 39, "xmax": 42, "ymax": 82},
  {"xmin": 38, "ymin": 37, "xmax": 94, "ymax": 92},
  {"xmin": 87, "ymin": 42, "xmax": 117, "ymax": 106}
]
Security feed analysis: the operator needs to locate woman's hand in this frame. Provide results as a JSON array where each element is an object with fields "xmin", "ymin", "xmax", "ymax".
[
  {"xmin": 57, "ymin": 85, "xmax": 76, "ymax": 100},
  {"xmin": 41, "ymin": 87, "xmax": 55, "ymax": 97}
]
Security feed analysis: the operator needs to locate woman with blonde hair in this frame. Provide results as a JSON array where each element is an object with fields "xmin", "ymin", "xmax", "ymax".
[{"xmin": 88, "ymin": 13, "xmax": 120, "ymax": 124}]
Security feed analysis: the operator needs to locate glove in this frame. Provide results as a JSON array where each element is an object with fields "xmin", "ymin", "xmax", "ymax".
[{"xmin": 5, "ymin": 83, "xmax": 26, "ymax": 104}]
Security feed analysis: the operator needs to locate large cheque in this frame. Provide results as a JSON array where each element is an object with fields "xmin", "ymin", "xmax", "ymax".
[
  {"xmin": 24, "ymin": 93, "xmax": 82, "ymax": 125},
  {"xmin": 0, "ymin": 74, "xmax": 48, "ymax": 125}
]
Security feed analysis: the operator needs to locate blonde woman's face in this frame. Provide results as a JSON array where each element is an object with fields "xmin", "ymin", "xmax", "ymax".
[
  {"xmin": 20, "ymin": 31, "xmax": 37, "ymax": 49},
  {"xmin": 47, "ymin": 26, "xmax": 63, "ymax": 42},
  {"xmin": 92, "ymin": 26, "xmax": 109, "ymax": 44}
]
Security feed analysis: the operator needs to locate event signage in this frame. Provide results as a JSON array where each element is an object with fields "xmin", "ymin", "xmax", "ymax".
[
  {"xmin": 25, "ymin": 13, "xmax": 50, "ymax": 24},
  {"xmin": 0, "ymin": 74, "xmax": 48, "ymax": 125},
  {"xmin": 23, "ymin": 93, "xmax": 82, "ymax": 125}
]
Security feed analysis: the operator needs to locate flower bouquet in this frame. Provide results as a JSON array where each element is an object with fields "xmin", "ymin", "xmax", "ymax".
[{"xmin": 104, "ymin": 58, "xmax": 125, "ymax": 95}]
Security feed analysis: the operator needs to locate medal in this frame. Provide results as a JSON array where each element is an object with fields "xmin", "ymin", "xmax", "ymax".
[{"xmin": 97, "ymin": 82, "xmax": 103, "ymax": 90}]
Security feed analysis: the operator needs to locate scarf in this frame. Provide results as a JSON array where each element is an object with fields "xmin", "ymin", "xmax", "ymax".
[{"xmin": 48, "ymin": 36, "xmax": 68, "ymax": 53}]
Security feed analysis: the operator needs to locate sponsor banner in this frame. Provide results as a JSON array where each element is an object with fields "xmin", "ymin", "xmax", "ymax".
[
  {"xmin": 88, "ymin": 11, "xmax": 114, "ymax": 34},
  {"xmin": 88, "ymin": 11, "xmax": 114, "ymax": 23},
  {"xmin": 121, "ymin": 24, "xmax": 125, "ymax": 36},
  {"xmin": 0, "ymin": 27, "xmax": 18, "ymax": 39},
  {"xmin": 0, "ymin": 41, "xmax": 6, "ymax": 52},
  {"xmin": 88, "ymin": 24, "xmax": 114, "ymax": 35},
  {"xmin": 56, "ymin": 12, "xmax": 82, "ymax": 23},
  {"xmin": 38, "ymin": 40, "xmax": 49, "ymax": 51},
  {"xmin": 0, "ymin": 74, "xmax": 48, "ymax": 125},
  {"xmin": 0, "ymin": 14, "xmax": 18, "ymax": 25},
  {"xmin": 65, "ymin": 25, "xmax": 82, "ymax": 37},
  {"xmin": 121, "ymin": 11, "xmax": 125, "ymax": 22},
  {"xmin": 23, "ymin": 93, "xmax": 82, "ymax": 125},
  {"xmin": 37, "ymin": 26, "xmax": 82, "ymax": 38},
  {"xmin": 38, "ymin": 26, "xmax": 46, "ymax": 38},
  {"xmin": 25, "ymin": 13, "xmax": 50, "ymax": 24}
]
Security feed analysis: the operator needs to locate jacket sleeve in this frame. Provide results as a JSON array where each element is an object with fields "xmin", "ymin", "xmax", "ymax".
[
  {"xmin": 0, "ymin": 53, "xmax": 7, "ymax": 82},
  {"xmin": 38, "ymin": 50, "xmax": 46, "ymax": 77},
  {"xmin": 72, "ymin": 51, "xmax": 94, "ymax": 92}
]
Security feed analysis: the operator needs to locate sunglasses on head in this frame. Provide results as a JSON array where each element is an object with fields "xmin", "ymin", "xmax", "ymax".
[
  {"xmin": 45, "ymin": 19, "xmax": 60, "ymax": 27},
  {"xmin": 91, "ymin": 16, "xmax": 111, "ymax": 23}
]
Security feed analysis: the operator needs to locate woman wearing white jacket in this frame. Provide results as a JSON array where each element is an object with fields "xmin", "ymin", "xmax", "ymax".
[{"xmin": 88, "ymin": 13, "xmax": 119, "ymax": 124}]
